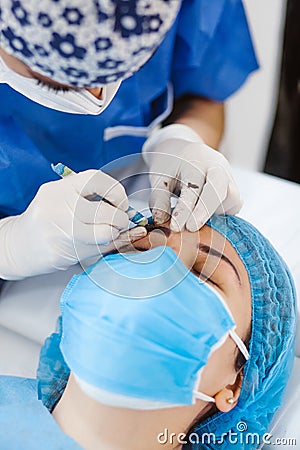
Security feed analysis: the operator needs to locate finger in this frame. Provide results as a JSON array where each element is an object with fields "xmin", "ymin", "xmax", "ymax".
[
  {"xmin": 86, "ymin": 226, "xmax": 148, "ymax": 257},
  {"xmin": 149, "ymin": 177, "xmax": 172, "ymax": 225},
  {"xmin": 170, "ymin": 185, "xmax": 200, "ymax": 232},
  {"xmin": 214, "ymin": 182, "xmax": 243, "ymax": 215},
  {"xmin": 74, "ymin": 196, "xmax": 128, "ymax": 229},
  {"xmin": 214, "ymin": 198, "xmax": 243, "ymax": 216},
  {"xmin": 103, "ymin": 226, "xmax": 148, "ymax": 254},
  {"xmin": 170, "ymin": 164, "xmax": 204, "ymax": 232},
  {"xmin": 127, "ymin": 226, "xmax": 148, "ymax": 242},
  {"xmin": 224, "ymin": 201, "xmax": 243, "ymax": 215},
  {"xmin": 170, "ymin": 169, "xmax": 204, "ymax": 232},
  {"xmin": 186, "ymin": 166, "xmax": 228, "ymax": 232},
  {"xmin": 74, "ymin": 221, "xmax": 120, "ymax": 245},
  {"xmin": 69, "ymin": 169, "xmax": 129, "ymax": 211}
]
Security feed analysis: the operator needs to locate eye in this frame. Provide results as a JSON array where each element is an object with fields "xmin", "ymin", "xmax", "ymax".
[
  {"xmin": 192, "ymin": 255, "xmax": 223, "ymax": 289},
  {"xmin": 191, "ymin": 267, "xmax": 219, "ymax": 288},
  {"xmin": 36, "ymin": 79, "xmax": 70, "ymax": 93}
]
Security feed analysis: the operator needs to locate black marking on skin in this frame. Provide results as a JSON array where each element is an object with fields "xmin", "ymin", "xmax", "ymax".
[
  {"xmin": 145, "ymin": 223, "xmax": 156, "ymax": 233},
  {"xmin": 145, "ymin": 224, "xmax": 171, "ymax": 237},
  {"xmin": 188, "ymin": 182, "xmax": 199, "ymax": 189}
]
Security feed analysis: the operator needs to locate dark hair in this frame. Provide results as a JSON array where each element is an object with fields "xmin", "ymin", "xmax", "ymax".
[
  {"xmin": 234, "ymin": 327, "xmax": 251, "ymax": 373},
  {"xmin": 183, "ymin": 327, "xmax": 252, "ymax": 447}
]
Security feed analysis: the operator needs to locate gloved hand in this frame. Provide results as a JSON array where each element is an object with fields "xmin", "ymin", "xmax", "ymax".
[
  {"xmin": 0, "ymin": 170, "xmax": 147, "ymax": 280},
  {"xmin": 142, "ymin": 124, "xmax": 242, "ymax": 232}
]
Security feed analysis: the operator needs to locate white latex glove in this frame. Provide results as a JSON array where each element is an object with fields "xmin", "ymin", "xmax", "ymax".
[
  {"xmin": 0, "ymin": 170, "xmax": 147, "ymax": 280},
  {"xmin": 142, "ymin": 124, "xmax": 242, "ymax": 232}
]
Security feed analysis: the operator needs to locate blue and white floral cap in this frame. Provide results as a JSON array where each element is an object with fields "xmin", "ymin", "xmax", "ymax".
[{"xmin": 0, "ymin": 0, "xmax": 181, "ymax": 86}]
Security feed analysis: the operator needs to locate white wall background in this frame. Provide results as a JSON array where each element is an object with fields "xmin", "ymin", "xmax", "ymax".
[{"xmin": 222, "ymin": 0, "xmax": 287, "ymax": 171}]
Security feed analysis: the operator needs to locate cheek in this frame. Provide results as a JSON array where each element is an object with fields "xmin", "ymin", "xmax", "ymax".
[
  {"xmin": 0, "ymin": 51, "xmax": 30, "ymax": 77},
  {"xmin": 166, "ymin": 233, "xmax": 200, "ymax": 269},
  {"xmin": 198, "ymin": 339, "xmax": 236, "ymax": 396}
]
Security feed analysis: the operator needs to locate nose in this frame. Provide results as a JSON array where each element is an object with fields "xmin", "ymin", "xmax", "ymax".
[
  {"xmin": 147, "ymin": 226, "xmax": 169, "ymax": 247},
  {"xmin": 145, "ymin": 225, "xmax": 200, "ymax": 271}
]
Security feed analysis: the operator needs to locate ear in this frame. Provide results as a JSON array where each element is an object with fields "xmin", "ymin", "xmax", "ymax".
[{"xmin": 214, "ymin": 372, "xmax": 243, "ymax": 413}]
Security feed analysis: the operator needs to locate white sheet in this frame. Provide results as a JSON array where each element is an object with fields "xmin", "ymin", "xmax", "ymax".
[
  {"xmin": 0, "ymin": 326, "xmax": 41, "ymax": 377},
  {"xmin": 234, "ymin": 168, "xmax": 300, "ymax": 297}
]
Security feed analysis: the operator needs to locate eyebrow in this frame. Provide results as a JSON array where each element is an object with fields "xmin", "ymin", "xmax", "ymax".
[
  {"xmin": 28, "ymin": 70, "xmax": 79, "ymax": 92},
  {"xmin": 198, "ymin": 244, "xmax": 241, "ymax": 285},
  {"xmin": 133, "ymin": 224, "xmax": 242, "ymax": 285}
]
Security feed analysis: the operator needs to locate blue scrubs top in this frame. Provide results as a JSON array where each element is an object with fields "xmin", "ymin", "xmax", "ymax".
[
  {"xmin": 0, "ymin": 0, "xmax": 258, "ymax": 218},
  {"xmin": 0, "ymin": 376, "xmax": 82, "ymax": 449}
]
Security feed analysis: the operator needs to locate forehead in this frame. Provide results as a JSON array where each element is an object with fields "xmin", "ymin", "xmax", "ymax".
[
  {"xmin": 199, "ymin": 224, "xmax": 227, "ymax": 248},
  {"xmin": 199, "ymin": 224, "xmax": 248, "ymax": 279},
  {"xmin": 200, "ymin": 224, "xmax": 252, "ymax": 335}
]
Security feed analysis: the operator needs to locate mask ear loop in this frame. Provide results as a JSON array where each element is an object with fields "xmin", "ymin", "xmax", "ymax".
[
  {"xmin": 193, "ymin": 391, "xmax": 215, "ymax": 403},
  {"xmin": 192, "ymin": 329, "xmax": 249, "ymax": 404},
  {"xmin": 193, "ymin": 368, "xmax": 215, "ymax": 403},
  {"xmin": 229, "ymin": 329, "xmax": 250, "ymax": 361}
]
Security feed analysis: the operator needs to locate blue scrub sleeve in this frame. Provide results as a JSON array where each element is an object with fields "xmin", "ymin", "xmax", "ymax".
[
  {"xmin": 0, "ymin": 117, "xmax": 57, "ymax": 217},
  {"xmin": 171, "ymin": 0, "xmax": 259, "ymax": 101},
  {"xmin": 37, "ymin": 317, "xmax": 70, "ymax": 412}
]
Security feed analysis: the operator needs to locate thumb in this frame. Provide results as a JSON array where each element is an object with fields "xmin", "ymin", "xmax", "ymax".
[
  {"xmin": 99, "ymin": 226, "xmax": 148, "ymax": 255},
  {"xmin": 149, "ymin": 177, "xmax": 172, "ymax": 225}
]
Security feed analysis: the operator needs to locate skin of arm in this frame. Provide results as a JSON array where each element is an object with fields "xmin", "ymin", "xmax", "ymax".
[{"xmin": 163, "ymin": 94, "xmax": 225, "ymax": 149}]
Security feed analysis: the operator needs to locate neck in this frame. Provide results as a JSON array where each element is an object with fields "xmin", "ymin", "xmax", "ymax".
[{"xmin": 52, "ymin": 374, "xmax": 206, "ymax": 450}]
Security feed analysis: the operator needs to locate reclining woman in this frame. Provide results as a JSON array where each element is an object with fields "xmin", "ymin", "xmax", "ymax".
[
  {"xmin": 32, "ymin": 213, "xmax": 297, "ymax": 450},
  {"xmin": 34, "ymin": 216, "xmax": 296, "ymax": 450}
]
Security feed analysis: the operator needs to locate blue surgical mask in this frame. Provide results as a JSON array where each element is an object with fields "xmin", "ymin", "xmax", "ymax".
[{"xmin": 60, "ymin": 246, "xmax": 249, "ymax": 409}]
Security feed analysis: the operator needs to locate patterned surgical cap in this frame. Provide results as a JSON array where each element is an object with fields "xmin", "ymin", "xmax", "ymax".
[{"xmin": 0, "ymin": 0, "xmax": 181, "ymax": 86}]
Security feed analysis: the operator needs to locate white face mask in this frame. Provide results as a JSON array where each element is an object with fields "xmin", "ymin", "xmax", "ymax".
[{"xmin": 0, "ymin": 56, "xmax": 121, "ymax": 115}]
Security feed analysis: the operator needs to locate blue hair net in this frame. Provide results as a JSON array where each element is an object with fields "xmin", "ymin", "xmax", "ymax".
[
  {"xmin": 185, "ymin": 215, "xmax": 297, "ymax": 449},
  {"xmin": 0, "ymin": 0, "xmax": 180, "ymax": 86}
]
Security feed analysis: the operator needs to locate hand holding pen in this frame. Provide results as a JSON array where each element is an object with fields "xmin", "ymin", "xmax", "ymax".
[
  {"xmin": 50, "ymin": 163, "xmax": 149, "ymax": 250},
  {"xmin": 51, "ymin": 163, "xmax": 149, "ymax": 226},
  {"xmin": 0, "ymin": 165, "xmax": 148, "ymax": 279}
]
